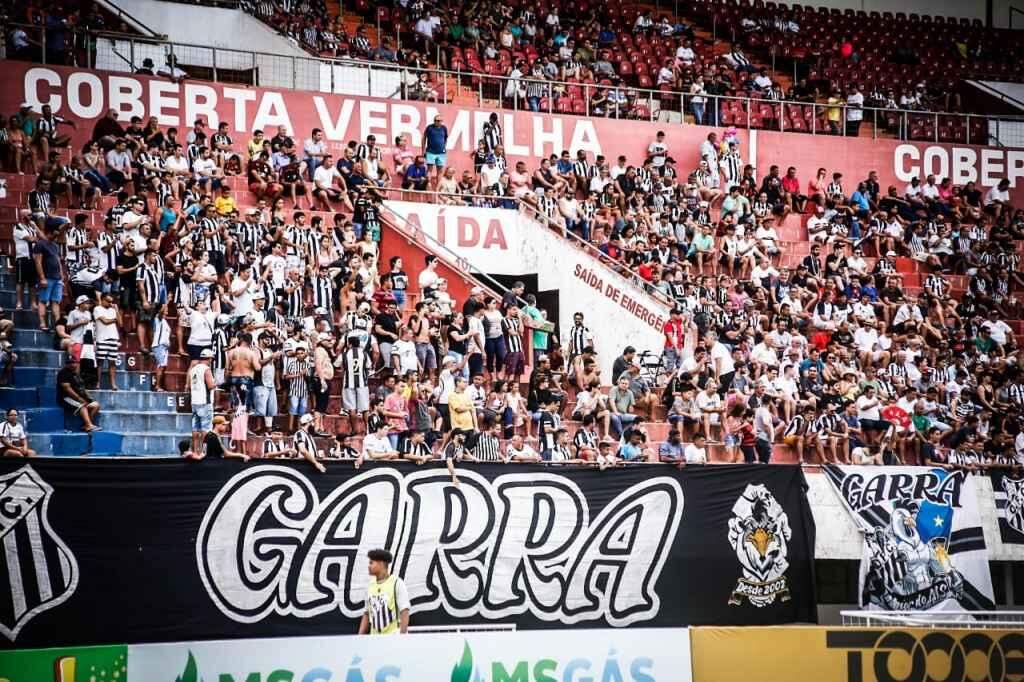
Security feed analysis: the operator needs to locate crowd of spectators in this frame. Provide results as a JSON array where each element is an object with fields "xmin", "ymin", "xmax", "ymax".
[{"xmin": 4, "ymin": 93, "xmax": 1024, "ymax": 475}]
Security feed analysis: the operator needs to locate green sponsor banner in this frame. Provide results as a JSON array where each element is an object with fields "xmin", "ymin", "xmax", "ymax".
[{"xmin": 0, "ymin": 645, "xmax": 127, "ymax": 682}]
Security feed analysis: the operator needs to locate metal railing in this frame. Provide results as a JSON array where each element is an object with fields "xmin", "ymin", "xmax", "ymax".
[
  {"xmin": 378, "ymin": 194, "xmax": 517, "ymax": 304},
  {"xmin": 841, "ymin": 610, "xmax": 1024, "ymax": 628},
  {"xmin": 375, "ymin": 185, "xmax": 672, "ymax": 307},
  {"xmin": 7, "ymin": 23, "xmax": 1024, "ymax": 148}
]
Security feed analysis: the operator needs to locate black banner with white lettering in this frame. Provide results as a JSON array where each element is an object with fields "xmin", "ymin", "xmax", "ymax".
[
  {"xmin": 991, "ymin": 470, "xmax": 1024, "ymax": 545},
  {"xmin": 0, "ymin": 460, "xmax": 816, "ymax": 647}
]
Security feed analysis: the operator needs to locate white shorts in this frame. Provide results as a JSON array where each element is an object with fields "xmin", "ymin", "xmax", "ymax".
[{"xmin": 343, "ymin": 387, "xmax": 370, "ymax": 413}]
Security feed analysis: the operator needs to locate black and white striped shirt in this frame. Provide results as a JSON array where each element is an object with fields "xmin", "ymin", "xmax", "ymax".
[
  {"xmin": 341, "ymin": 347, "xmax": 370, "ymax": 388},
  {"xmin": 283, "ymin": 281, "xmax": 303, "ymax": 318},
  {"xmin": 503, "ymin": 316, "xmax": 524, "ymax": 353},
  {"xmin": 310, "ymin": 274, "xmax": 333, "ymax": 310},
  {"xmin": 473, "ymin": 433, "xmax": 502, "ymax": 462},
  {"xmin": 573, "ymin": 428, "xmax": 598, "ymax": 453},
  {"xmin": 567, "ymin": 324, "xmax": 591, "ymax": 356},
  {"xmin": 285, "ymin": 357, "xmax": 312, "ymax": 398},
  {"xmin": 482, "ymin": 120, "xmax": 503, "ymax": 152},
  {"xmin": 263, "ymin": 438, "xmax": 289, "ymax": 457},
  {"xmin": 65, "ymin": 227, "xmax": 88, "ymax": 265},
  {"xmin": 137, "ymin": 262, "xmax": 161, "ymax": 302},
  {"xmin": 783, "ymin": 415, "xmax": 808, "ymax": 437},
  {"xmin": 401, "ymin": 439, "xmax": 432, "ymax": 460},
  {"xmin": 293, "ymin": 428, "xmax": 318, "ymax": 455},
  {"xmin": 201, "ymin": 217, "xmax": 225, "ymax": 253}
]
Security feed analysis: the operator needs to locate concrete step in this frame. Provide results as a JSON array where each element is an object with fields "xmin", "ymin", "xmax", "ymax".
[
  {"xmin": 21, "ymin": 406, "xmax": 64, "ymax": 431},
  {"xmin": 26, "ymin": 430, "xmax": 127, "ymax": 456},
  {"xmin": 90, "ymin": 389, "xmax": 186, "ymax": 412},
  {"xmin": 14, "ymin": 366, "xmax": 154, "ymax": 390},
  {"xmin": 15, "ymin": 348, "xmax": 67, "ymax": 368},
  {"xmin": 12, "ymin": 328, "xmax": 54, "ymax": 349},
  {"xmin": 0, "ymin": 387, "xmax": 40, "ymax": 409},
  {"xmin": 99, "ymin": 410, "xmax": 192, "ymax": 432},
  {"xmin": 120, "ymin": 432, "xmax": 187, "ymax": 456}
]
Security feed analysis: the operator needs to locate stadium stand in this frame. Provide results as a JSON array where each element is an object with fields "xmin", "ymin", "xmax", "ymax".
[{"xmin": 1, "ymin": 4, "xmax": 1023, "ymax": 479}]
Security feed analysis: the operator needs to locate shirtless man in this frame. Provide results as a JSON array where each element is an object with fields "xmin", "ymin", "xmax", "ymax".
[{"xmin": 226, "ymin": 332, "xmax": 260, "ymax": 412}]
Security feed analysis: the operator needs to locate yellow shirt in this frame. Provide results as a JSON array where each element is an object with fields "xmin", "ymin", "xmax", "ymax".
[
  {"xmin": 826, "ymin": 97, "xmax": 841, "ymax": 122},
  {"xmin": 448, "ymin": 391, "xmax": 475, "ymax": 431},
  {"xmin": 215, "ymin": 195, "xmax": 237, "ymax": 216}
]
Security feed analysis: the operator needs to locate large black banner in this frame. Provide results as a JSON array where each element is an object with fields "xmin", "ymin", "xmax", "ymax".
[
  {"xmin": 991, "ymin": 470, "xmax": 1024, "ymax": 545},
  {"xmin": 0, "ymin": 460, "xmax": 816, "ymax": 647}
]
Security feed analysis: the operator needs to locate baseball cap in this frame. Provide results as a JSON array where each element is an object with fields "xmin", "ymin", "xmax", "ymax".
[
  {"xmin": 75, "ymin": 295, "xmax": 90, "ymax": 305},
  {"xmin": 886, "ymin": 250, "xmax": 897, "ymax": 257},
  {"xmin": 470, "ymin": 286, "xmax": 483, "ymax": 295},
  {"xmin": 200, "ymin": 348, "xmax": 215, "ymax": 358},
  {"xmin": 299, "ymin": 413, "xmax": 314, "ymax": 425}
]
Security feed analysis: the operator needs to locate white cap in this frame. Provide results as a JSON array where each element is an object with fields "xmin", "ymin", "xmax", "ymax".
[
  {"xmin": 200, "ymin": 348, "xmax": 215, "ymax": 358},
  {"xmin": 75, "ymin": 295, "xmax": 90, "ymax": 305},
  {"xmin": 299, "ymin": 413, "xmax": 314, "ymax": 425},
  {"xmin": 470, "ymin": 286, "xmax": 483, "ymax": 295},
  {"xmin": 886, "ymin": 250, "xmax": 897, "ymax": 257}
]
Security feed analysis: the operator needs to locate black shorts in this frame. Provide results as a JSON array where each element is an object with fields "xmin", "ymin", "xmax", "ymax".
[
  {"xmin": 208, "ymin": 250, "xmax": 227, "ymax": 276},
  {"xmin": 15, "ymin": 257, "xmax": 37, "ymax": 285}
]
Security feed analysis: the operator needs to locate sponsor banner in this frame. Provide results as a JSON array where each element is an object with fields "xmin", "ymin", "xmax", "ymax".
[
  {"xmin": 3, "ymin": 63, "xmax": 1021, "ymax": 208},
  {"xmin": 4, "ymin": 63, "xmax": 731, "ymax": 180},
  {"xmin": 128, "ymin": 628, "xmax": 692, "ymax": 682},
  {"xmin": 756, "ymin": 130, "xmax": 1024, "ymax": 206},
  {"xmin": 385, "ymin": 200, "xmax": 671, "ymax": 378},
  {"xmin": 991, "ymin": 470, "xmax": 1024, "ymax": 545},
  {"xmin": 0, "ymin": 460, "xmax": 815, "ymax": 648},
  {"xmin": 690, "ymin": 626, "xmax": 1024, "ymax": 682},
  {"xmin": 823, "ymin": 466, "xmax": 994, "ymax": 611},
  {"xmin": 0, "ymin": 644, "xmax": 127, "ymax": 682}
]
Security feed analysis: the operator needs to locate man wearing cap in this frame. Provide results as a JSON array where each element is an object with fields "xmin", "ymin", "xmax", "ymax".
[
  {"xmin": 188, "ymin": 414, "xmax": 249, "ymax": 461},
  {"xmin": 57, "ymin": 357, "xmax": 102, "ymax": 433},
  {"xmin": 293, "ymin": 413, "xmax": 327, "ymax": 473},
  {"xmin": 462, "ymin": 286, "xmax": 486, "ymax": 317},
  {"xmin": 359, "ymin": 549, "xmax": 410, "ymax": 635},
  {"xmin": 189, "ymin": 348, "xmax": 217, "ymax": 455},
  {"xmin": 402, "ymin": 155, "xmax": 429, "ymax": 192}
]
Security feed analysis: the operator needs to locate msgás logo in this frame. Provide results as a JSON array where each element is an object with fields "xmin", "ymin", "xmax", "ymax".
[
  {"xmin": 450, "ymin": 641, "xmax": 657, "ymax": 682},
  {"xmin": 176, "ymin": 650, "xmax": 402, "ymax": 682}
]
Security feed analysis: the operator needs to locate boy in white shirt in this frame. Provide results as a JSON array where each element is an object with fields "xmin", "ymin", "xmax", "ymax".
[{"xmin": 684, "ymin": 433, "xmax": 709, "ymax": 464}]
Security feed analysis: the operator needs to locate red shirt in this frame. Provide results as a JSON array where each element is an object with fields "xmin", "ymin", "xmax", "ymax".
[
  {"xmin": 782, "ymin": 175, "xmax": 800, "ymax": 194},
  {"xmin": 664, "ymin": 318, "xmax": 685, "ymax": 350}
]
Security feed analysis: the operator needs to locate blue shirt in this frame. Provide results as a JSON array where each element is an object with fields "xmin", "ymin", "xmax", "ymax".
[
  {"xmin": 618, "ymin": 442, "xmax": 643, "ymax": 461},
  {"xmin": 851, "ymin": 191, "xmax": 870, "ymax": 211},
  {"xmin": 424, "ymin": 124, "xmax": 448, "ymax": 154},
  {"xmin": 406, "ymin": 164, "xmax": 427, "ymax": 180},
  {"xmin": 658, "ymin": 441, "xmax": 684, "ymax": 461}
]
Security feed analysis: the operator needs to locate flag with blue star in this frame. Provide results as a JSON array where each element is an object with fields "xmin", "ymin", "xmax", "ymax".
[{"xmin": 916, "ymin": 500, "xmax": 953, "ymax": 545}]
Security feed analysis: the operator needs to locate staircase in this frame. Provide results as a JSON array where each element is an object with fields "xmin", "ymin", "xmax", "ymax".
[{"xmin": 1, "ymin": 265, "xmax": 189, "ymax": 457}]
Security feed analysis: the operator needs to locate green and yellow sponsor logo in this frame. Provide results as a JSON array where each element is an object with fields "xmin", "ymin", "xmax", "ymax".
[{"xmin": 0, "ymin": 645, "xmax": 127, "ymax": 682}]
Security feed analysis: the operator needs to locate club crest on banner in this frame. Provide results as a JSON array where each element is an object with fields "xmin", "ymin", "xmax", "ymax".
[
  {"xmin": 0, "ymin": 466, "xmax": 78, "ymax": 641},
  {"xmin": 728, "ymin": 484, "xmax": 791, "ymax": 607},
  {"xmin": 1001, "ymin": 475, "xmax": 1024, "ymax": 537},
  {"xmin": 825, "ymin": 465, "xmax": 994, "ymax": 613}
]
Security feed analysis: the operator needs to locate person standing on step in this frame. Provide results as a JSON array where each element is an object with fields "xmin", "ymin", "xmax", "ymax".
[
  {"xmin": 422, "ymin": 114, "xmax": 448, "ymax": 190},
  {"xmin": 226, "ymin": 332, "xmax": 259, "ymax": 413},
  {"xmin": 189, "ymin": 348, "xmax": 216, "ymax": 456},
  {"xmin": 13, "ymin": 210, "xmax": 39, "ymax": 312},
  {"xmin": 32, "ymin": 224, "xmax": 64, "ymax": 332},
  {"xmin": 151, "ymin": 304, "xmax": 171, "ymax": 392},
  {"xmin": 293, "ymin": 413, "xmax": 327, "ymax": 473},
  {"xmin": 92, "ymin": 292, "xmax": 122, "ymax": 391}
]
